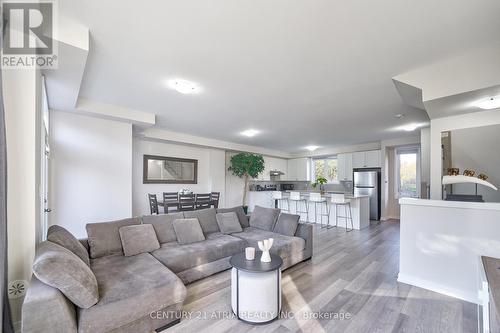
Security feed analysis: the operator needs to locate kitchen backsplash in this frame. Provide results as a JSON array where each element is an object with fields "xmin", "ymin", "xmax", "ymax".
[{"xmin": 249, "ymin": 180, "xmax": 353, "ymax": 193}]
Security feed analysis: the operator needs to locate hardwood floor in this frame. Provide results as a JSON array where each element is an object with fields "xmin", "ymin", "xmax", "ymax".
[{"xmin": 163, "ymin": 221, "xmax": 478, "ymax": 333}]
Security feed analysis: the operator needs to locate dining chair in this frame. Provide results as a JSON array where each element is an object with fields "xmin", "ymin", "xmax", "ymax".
[
  {"xmin": 148, "ymin": 194, "xmax": 159, "ymax": 215},
  {"xmin": 178, "ymin": 193, "xmax": 195, "ymax": 211},
  {"xmin": 210, "ymin": 192, "xmax": 220, "ymax": 208},
  {"xmin": 195, "ymin": 193, "xmax": 212, "ymax": 210},
  {"xmin": 162, "ymin": 192, "xmax": 179, "ymax": 214}
]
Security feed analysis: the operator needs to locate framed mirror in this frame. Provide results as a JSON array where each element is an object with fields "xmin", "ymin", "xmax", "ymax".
[{"xmin": 143, "ymin": 155, "xmax": 198, "ymax": 184}]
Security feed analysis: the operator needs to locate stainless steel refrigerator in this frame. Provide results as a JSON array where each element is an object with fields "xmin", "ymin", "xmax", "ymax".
[{"xmin": 353, "ymin": 169, "xmax": 381, "ymax": 220}]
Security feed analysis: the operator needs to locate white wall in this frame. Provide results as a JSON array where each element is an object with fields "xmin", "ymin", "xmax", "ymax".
[
  {"xmin": 50, "ymin": 111, "xmax": 133, "ymax": 238},
  {"xmin": 132, "ymin": 139, "xmax": 226, "ymax": 216},
  {"xmin": 450, "ymin": 124, "xmax": 500, "ymax": 202},
  {"xmin": 3, "ymin": 67, "xmax": 41, "ymax": 326},
  {"xmin": 399, "ymin": 198, "xmax": 500, "ymax": 304},
  {"xmin": 430, "ymin": 109, "xmax": 500, "ymax": 199},
  {"xmin": 225, "ymin": 152, "xmax": 244, "ymax": 208}
]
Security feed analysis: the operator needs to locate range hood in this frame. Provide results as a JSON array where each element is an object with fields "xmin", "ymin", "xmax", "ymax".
[{"xmin": 269, "ymin": 170, "xmax": 285, "ymax": 176}]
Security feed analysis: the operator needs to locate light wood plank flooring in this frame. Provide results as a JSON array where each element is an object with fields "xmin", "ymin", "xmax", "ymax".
[{"xmin": 163, "ymin": 221, "xmax": 477, "ymax": 333}]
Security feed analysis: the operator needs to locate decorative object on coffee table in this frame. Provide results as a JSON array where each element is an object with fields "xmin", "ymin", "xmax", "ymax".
[
  {"xmin": 230, "ymin": 251, "xmax": 283, "ymax": 324},
  {"xmin": 258, "ymin": 238, "xmax": 273, "ymax": 262},
  {"xmin": 463, "ymin": 169, "xmax": 475, "ymax": 177},
  {"xmin": 245, "ymin": 247, "xmax": 255, "ymax": 260}
]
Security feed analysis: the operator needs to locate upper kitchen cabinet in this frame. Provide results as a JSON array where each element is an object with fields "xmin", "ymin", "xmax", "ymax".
[
  {"xmin": 337, "ymin": 153, "xmax": 353, "ymax": 181},
  {"xmin": 255, "ymin": 156, "xmax": 288, "ymax": 181},
  {"xmin": 287, "ymin": 158, "xmax": 311, "ymax": 181},
  {"xmin": 352, "ymin": 150, "xmax": 381, "ymax": 168}
]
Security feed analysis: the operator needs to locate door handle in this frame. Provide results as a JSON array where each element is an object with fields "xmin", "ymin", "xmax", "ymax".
[{"xmin": 44, "ymin": 208, "xmax": 52, "ymax": 213}]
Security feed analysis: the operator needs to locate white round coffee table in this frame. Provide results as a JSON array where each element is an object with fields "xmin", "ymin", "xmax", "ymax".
[{"xmin": 230, "ymin": 251, "xmax": 283, "ymax": 324}]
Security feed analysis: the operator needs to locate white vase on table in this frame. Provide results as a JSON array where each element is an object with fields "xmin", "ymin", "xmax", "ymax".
[{"xmin": 258, "ymin": 238, "xmax": 274, "ymax": 262}]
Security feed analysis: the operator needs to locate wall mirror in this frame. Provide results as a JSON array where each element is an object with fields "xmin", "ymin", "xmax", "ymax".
[{"xmin": 143, "ymin": 155, "xmax": 198, "ymax": 184}]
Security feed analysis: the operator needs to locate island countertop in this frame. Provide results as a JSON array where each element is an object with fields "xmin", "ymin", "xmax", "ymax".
[{"xmin": 282, "ymin": 190, "xmax": 369, "ymax": 199}]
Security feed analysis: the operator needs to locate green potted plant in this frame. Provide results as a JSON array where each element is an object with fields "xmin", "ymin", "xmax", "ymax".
[
  {"xmin": 228, "ymin": 153, "xmax": 265, "ymax": 213},
  {"xmin": 311, "ymin": 176, "xmax": 328, "ymax": 194}
]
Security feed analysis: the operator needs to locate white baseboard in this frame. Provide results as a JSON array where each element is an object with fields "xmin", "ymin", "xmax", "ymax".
[{"xmin": 397, "ymin": 272, "xmax": 480, "ymax": 305}]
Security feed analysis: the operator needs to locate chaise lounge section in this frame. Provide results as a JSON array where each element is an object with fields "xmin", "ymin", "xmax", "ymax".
[{"xmin": 22, "ymin": 206, "xmax": 313, "ymax": 333}]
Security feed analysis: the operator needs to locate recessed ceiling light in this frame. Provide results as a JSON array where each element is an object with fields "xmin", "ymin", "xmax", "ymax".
[
  {"xmin": 241, "ymin": 129, "xmax": 260, "ymax": 137},
  {"xmin": 401, "ymin": 123, "xmax": 419, "ymax": 132},
  {"xmin": 473, "ymin": 96, "xmax": 500, "ymax": 110},
  {"xmin": 167, "ymin": 79, "xmax": 200, "ymax": 94},
  {"xmin": 305, "ymin": 145, "xmax": 320, "ymax": 151}
]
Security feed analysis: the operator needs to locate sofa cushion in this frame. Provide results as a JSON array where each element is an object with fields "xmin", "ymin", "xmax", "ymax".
[
  {"xmin": 86, "ymin": 217, "xmax": 141, "ymax": 258},
  {"xmin": 141, "ymin": 212, "xmax": 183, "ymax": 243},
  {"xmin": 47, "ymin": 225, "xmax": 90, "ymax": 266},
  {"xmin": 32, "ymin": 241, "xmax": 99, "ymax": 309},
  {"xmin": 217, "ymin": 206, "xmax": 249, "ymax": 228},
  {"xmin": 119, "ymin": 224, "xmax": 160, "ymax": 256},
  {"xmin": 151, "ymin": 233, "xmax": 246, "ymax": 273},
  {"xmin": 173, "ymin": 218, "xmax": 205, "ymax": 245},
  {"xmin": 78, "ymin": 253, "xmax": 186, "ymax": 333},
  {"xmin": 216, "ymin": 212, "xmax": 243, "ymax": 234},
  {"xmin": 232, "ymin": 227, "xmax": 305, "ymax": 259},
  {"xmin": 273, "ymin": 213, "xmax": 300, "ymax": 236},
  {"xmin": 249, "ymin": 206, "xmax": 280, "ymax": 231},
  {"xmin": 183, "ymin": 208, "xmax": 219, "ymax": 234}
]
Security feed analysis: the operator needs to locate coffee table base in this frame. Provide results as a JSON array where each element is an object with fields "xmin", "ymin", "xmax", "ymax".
[{"xmin": 231, "ymin": 267, "xmax": 281, "ymax": 324}]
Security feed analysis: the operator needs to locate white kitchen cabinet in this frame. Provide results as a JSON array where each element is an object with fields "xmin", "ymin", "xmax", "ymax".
[
  {"xmin": 337, "ymin": 153, "xmax": 353, "ymax": 181},
  {"xmin": 258, "ymin": 156, "xmax": 287, "ymax": 181},
  {"xmin": 287, "ymin": 158, "xmax": 310, "ymax": 181},
  {"xmin": 352, "ymin": 152, "xmax": 366, "ymax": 168},
  {"xmin": 351, "ymin": 150, "xmax": 381, "ymax": 168},
  {"xmin": 365, "ymin": 150, "xmax": 381, "ymax": 167}
]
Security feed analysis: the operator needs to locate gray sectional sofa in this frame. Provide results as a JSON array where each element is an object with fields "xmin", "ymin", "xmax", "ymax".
[{"xmin": 22, "ymin": 205, "xmax": 313, "ymax": 333}]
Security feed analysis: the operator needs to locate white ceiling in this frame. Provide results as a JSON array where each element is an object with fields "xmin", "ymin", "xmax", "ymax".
[{"xmin": 60, "ymin": 0, "xmax": 500, "ymax": 153}]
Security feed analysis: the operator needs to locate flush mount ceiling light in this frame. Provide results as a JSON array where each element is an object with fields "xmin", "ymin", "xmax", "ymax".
[
  {"xmin": 241, "ymin": 129, "xmax": 260, "ymax": 137},
  {"xmin": 394, "ymin": 113, "xmax": 405, "ymax": 119},
  {"xmin": 305, "ymin": 145, "xmax": 320, "ymax": 151},
  {"xmin": 473, "ymin": 96, "xmax": 500, "ymax": 110},
  {"xmin": 400, "ymin": 123, "xmax": 419, "ymax": 132},
  {"xmin": 167, "ymin": 79, "xmax": 200, "ymax": 94}
]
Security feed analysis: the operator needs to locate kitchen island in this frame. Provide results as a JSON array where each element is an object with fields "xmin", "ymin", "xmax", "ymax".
[{"xmin": 248, "ymin": 190, "xmax": 370, "ymax": 230}]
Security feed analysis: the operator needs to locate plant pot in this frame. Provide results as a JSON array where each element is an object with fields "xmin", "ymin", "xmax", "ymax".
[{"xmin": 243, "ymin": 206, "xmax": 248, "ymax": 214}]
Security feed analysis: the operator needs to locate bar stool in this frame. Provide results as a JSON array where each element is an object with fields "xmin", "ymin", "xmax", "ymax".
[
  {"xmin": 289, "ymin": 191, "xmax": 308, "ymax": 222},
  {"xmin": 330, "ymin": 194, "xmax": 353, "ymax": 232},
  {"xmin": 309, "ymin": 193, "xmax": 329, "ymax": 227},
  {"xmin": 272, "ymin": 191, "xmax": 289, "ymax": 212}
]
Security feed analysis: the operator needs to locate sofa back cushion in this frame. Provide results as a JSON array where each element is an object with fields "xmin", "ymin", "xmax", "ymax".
[
  {"xmin": 47, "ymin": 225, "xmax": 90, "ymax": 266},
  {"xmin": 183, "ymin": 208, "xmax": 219, "ymax": 235},
  {"xmin": 119, "ymin": 224, "xmax": 160, "ymax": 256},
  {"xmin": 33, "ymin": 241, "xmax": 99, "ymax": 309},
  {"xmin": 173, "ymin": 218, "xmax": 206, "ymax": 244},
  {"xmin": 249, "ymin": 206, "xmax": 280, "ymax": 231},
  {"xmin": 273, "ymin": 213, "xmax": 300, "ymax": 236},
  {"xmin": 86, "ymin": 217, "xmax": 141, "ymax": 258},
  {"xmin": 216, "ymin": 212, "xmax": 243, "ymax": 234},
  {"xmin": 217, "ymin": 206, "xmax": 249, "ymax": 228},
  {"xmin": 142, "ymin": 212, "xmax": 183, "ymax": 244}
]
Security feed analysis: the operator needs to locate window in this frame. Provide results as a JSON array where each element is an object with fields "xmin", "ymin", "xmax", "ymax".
[
  {"xmin": 396, "ymin": 147, "xmax": 420, "ymax": 198},
  {"xmin": 312, "ymin": 157, "xmax": 338, "ymax": 183}
]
